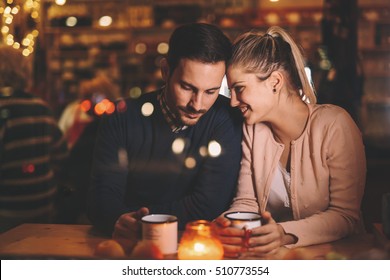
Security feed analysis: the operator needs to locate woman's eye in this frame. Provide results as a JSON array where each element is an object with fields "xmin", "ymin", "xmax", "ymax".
[{"xmin": 234, "ymin": 86, "xmax": 243, "ymax": 94}]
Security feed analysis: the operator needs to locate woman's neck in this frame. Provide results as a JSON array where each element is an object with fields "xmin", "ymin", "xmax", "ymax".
[{"xmin": 270, "ymin": 96, "xmax": 309, "ymax": 144}]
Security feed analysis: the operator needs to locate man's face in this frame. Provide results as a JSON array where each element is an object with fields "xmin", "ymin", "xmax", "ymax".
[{"xmin": 164, "ymin": 58, "xmax": 226, "ymax": 126}]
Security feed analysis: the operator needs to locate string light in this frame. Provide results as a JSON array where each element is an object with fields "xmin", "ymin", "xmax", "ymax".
[{"xmin": 0, "ymin": 0, "xmax": 40, "ymax": 56}]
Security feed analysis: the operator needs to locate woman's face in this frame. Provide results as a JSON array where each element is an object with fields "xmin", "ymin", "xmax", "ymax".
[{"xmin": 227, "ymin": 66, "xmax": 275, "ymax": 125}]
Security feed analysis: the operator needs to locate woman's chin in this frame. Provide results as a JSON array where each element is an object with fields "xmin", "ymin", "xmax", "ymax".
[{"xmin": 244, "ymin": 118, "xmax": 256, "ymax": 125}]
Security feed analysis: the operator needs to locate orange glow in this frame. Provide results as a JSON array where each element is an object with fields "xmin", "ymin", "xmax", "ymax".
[
  {"xmin": 178, "ymin": 220, "xmax": 223, "ymax": 260},
  {"xmin": 94, "ymin": 102, "xmax": 105, "ymax": 115},
  {"xmin": 106, "ymin": 101, "xmax": 115, "ymax": 114},
  {"xmin": 80, "ymin": 100, "xmax": 92, "ymax": 112},
  {"xmin": 94, "ymin": 99, "xmax": 116, "ymax": 115}
]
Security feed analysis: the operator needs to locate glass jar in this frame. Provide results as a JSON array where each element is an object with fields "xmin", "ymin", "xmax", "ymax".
[{"xmin": 177, "ymin": 220, "xmax": 224, "ymax": 260}]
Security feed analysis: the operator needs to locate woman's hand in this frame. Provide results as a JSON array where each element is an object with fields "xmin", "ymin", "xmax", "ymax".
[
  {"xmin": 247, "ymin": 211, "xmax": 297, "ymax": 256},
  {"xmin": 112, "ymin": 207, "xmax": 149, "ymax": 253},
  {"xmin": 213, "ymin": 215, "xmax": 247, "ymax": 258}
]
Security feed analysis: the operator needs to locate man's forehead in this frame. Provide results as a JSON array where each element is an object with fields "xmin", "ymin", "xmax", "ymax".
[{"xmin": 175, "ymin": 59, "xmax": 225, "ymax": 88}]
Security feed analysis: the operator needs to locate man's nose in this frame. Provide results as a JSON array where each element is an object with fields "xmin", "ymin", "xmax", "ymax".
[{"xmin": 190, "ymin": 93, "xmax": 203, "ymax": 111}]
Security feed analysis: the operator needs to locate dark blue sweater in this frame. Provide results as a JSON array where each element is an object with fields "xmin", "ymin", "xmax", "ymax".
[{"xmin": 87, "ymin": 91, "xmax": 242, "ymax": 233}]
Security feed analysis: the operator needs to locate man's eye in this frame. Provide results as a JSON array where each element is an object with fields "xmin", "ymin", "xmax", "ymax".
[
  {"xmin": 181, "ymin": 84, "xmax": 192, "ymax": 91},
  {"xmin": 205, "ymin": 90, "xmax": 217, "ymax": 95}
]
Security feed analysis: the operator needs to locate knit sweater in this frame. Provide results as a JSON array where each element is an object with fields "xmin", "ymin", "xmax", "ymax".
[
  {"xmin": 88, "ymin": 91, "xmax": 243, "ymax": 233},
  {"xmin": 0, "ymin": 89, "xmax": 68, "ymax": 232}
]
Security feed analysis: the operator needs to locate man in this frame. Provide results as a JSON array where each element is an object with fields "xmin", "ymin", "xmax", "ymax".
[{"xmin": 87, "ymin": 23, "xmax": 242, "ymax": 248}]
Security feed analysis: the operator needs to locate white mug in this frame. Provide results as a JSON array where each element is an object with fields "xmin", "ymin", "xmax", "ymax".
[
  {"xmin": 141, "ymin": 214, "xmax": 178, "ymax": 255},
  {"xmin": 224, "ymin": 211, "xmax": 262, "ymax": 229}
]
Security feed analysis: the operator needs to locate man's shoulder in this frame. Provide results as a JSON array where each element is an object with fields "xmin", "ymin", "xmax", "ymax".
[{"xmin": 214, "ymin": 94, "xmax": 231, "ymax": 107}]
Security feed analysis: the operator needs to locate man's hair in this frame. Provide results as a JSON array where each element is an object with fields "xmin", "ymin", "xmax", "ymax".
[{"xmin": 167, "ymin": 23, "xmax": 232, "ymax": 73}]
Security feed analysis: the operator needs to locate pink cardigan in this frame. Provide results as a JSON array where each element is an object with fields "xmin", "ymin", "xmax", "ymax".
[{"xmin": 227, "ymin": 104, "xmax": 366, "ymax": 247}]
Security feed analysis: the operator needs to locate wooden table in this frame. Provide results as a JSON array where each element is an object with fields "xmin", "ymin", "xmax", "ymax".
[
  {"xmin": 0, "ymin": 223, "xmax": 385, "ymax": 260},
  {"xmin": 0, "ymin": 224, "xmax": 105, "ymax": 259}
]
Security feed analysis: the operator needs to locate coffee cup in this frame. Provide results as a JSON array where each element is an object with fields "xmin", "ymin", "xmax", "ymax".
[
  {"xmin": 141, "ymin": 214, "xmax": 178, "ymax": 255},
  {"xmin": 224, "ymin": 211, "xmax": 262, "ymax": 229}
]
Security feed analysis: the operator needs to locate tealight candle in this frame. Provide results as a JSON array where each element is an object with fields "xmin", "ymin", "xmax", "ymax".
[{"xmin": 177, "ymin": 220, "xmax": 224, "ymax": 260}]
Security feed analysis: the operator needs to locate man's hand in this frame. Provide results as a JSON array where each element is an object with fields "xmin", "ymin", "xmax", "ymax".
[{"xmin": 112, "ymin": 207, "xmax": 149, "ymax": 253}]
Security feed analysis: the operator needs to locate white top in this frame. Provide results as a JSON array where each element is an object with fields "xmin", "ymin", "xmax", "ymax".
[{"xmin": 265, "ymin": 163, "xmax": 293, "ymax": 222}]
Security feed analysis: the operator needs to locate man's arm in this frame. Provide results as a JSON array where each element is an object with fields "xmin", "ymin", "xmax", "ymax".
[
  {"xmin": 148, "ymin": 100, "xmax": 243, "ymax": 229},
  {"xmin": 87, "ymin": 111, "xmax": 130, "ymax": 235}
]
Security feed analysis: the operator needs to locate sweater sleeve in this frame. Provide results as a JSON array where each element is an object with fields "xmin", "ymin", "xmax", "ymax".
[
  {"xmin": 87, "ymin": 111, "xmax": 130, "ymax": 234},
  {"xmin": 148, "ymin": 105, "xmax": 243, "ymax": 229},
  {"xmin": 88, "ymin": 97, "xmax": 243, "ymax": 233},
  {"xmin": 280, "ymin": 109, "xmax": 366, "ymax": 247}
]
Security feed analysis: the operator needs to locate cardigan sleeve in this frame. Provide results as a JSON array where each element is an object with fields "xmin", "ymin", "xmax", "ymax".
[
  {"xmin": 227, "ymin": 124, "xmax": 260, "ymax": 213},
  {"xmin": 280, "ymin": 108, "xmax": 366, "ymax": 247}
]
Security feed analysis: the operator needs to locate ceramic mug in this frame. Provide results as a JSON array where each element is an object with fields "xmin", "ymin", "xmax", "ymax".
[
  {"xmin": 224, "ymin": 211, "xmax": 262, "ymax": 230},
  {"xmin": 141, "ymin": 214, "xmax": 178, "ymax": 255}
]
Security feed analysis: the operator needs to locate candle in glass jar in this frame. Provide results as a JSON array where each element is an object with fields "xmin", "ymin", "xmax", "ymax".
[{"xmin": 177, "ymin": 220, "xmax": 224, "ymax": 260}]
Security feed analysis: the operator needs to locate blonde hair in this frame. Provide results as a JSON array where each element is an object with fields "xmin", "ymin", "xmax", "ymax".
[
  {"xmin": 230, "ymin": 26, "xmax": 316, "ymax": 104},
  {"xmin": 0, "ymin": 45, "xmax": 32, "ymax": 91}
]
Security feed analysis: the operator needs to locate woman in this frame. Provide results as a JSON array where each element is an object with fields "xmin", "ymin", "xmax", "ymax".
[{"xmin": 215, "ymin": 26, "xmax": 366, "ymax": 258}]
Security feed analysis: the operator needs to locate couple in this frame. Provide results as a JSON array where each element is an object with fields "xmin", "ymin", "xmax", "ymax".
[{"xmin": 87, "ymin": 23, "xmax": 366, "ymax": 258}]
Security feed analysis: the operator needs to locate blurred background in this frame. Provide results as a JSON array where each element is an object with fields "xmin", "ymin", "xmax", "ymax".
[{"xmin": 1, "ymin": 0, "xmax": 389, "ymax": 229}]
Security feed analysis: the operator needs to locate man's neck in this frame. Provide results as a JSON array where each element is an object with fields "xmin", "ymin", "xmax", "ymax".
[{"xmin": 158, "ymin": 87, "xmax": 187, "ymax": 133}]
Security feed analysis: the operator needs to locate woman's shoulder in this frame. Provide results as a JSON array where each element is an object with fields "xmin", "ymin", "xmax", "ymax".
[
  {"xmin": 308, "ymin": 104, "xmax": 361, "ymax": 138},
  {"xmin": 309, "ymin": 104, "xmax": 353, "ymax": 124}
]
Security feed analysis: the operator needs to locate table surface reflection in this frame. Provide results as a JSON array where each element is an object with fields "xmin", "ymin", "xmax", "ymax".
[{"xmin": 0, "ymin": 223, "xmax": 384, "ymax": 260}]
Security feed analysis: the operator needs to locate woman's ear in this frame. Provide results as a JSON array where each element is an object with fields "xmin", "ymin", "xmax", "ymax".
[
  {"xmin": 160, "ymin": 58, "xmax": 169, "ymax": 82},
  {"xmin": 268, "ymin": 71, "xmax": 284, "ymax": 93}
]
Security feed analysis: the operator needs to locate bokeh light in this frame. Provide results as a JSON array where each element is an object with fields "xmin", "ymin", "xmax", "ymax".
[
  {"xmin": 66, "ymin": 16, "xmax": 77, "ymax": 27},
  {"xmin": 94, "ymin": 99, "xmax": 115, "ymax": 115},
  {"xmin": 157, "ymin": 42, "xmax": 169, "ymax": 54},
  {"xmin": 199, "ymin": 146, "xmax": 208, "ymax": 157},
  {"xmin": 135, "ymin": 43, "xmax": 147, "ymax": 54},
  {"xmin": 55, "ymin": 0, "xmax": 67, "ymax": 5},
  {"xmin": 141, "ymin": 102, "xmax": 154, "ymax": 117},
  {"xmin": 80, "ymin": 100, "xmax": 92, "ymax": 112},
  {"xmin": 99, "ymin": 16, "xmax": 112, "ymax": 27},
  {"xmin": 22, "ymin": 164, "xmax": 35, "ymax": 174},
  {"xmin": 116, "ymin": 100, "xmax": 127, "ymax": 113},
  {"xmin": 185, "ymin": 157, "xmax": 196, "ymax": 169},
  {"xmin": 172, "ymin": 138, "xmax": 185, "ymax": 154},
  {"xmin": 129, "ymin": 87, "xmax": 142, "ymax": 99},
  {"xmin": 208, "ymin": 140, "xmax": 222, "ymax": 157}
]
